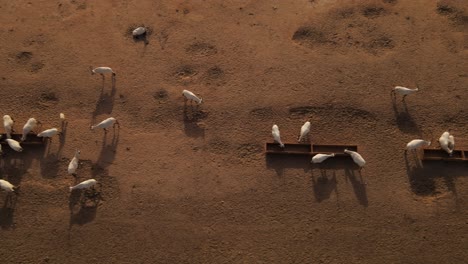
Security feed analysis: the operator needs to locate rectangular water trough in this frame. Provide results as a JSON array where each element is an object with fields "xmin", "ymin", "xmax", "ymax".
[
  {"xmin": 0, "ymin": 133, "xmax": 45, "ymax": 145},
  {"xmin": 422, "ymin": 148, "xmax": 465, "ymax": 162},
  {"xmin": 265, "ymin": 143, "xmax": 312, "ymax": 155}
]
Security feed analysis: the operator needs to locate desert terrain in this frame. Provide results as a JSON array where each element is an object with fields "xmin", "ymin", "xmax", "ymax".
[{"xmin": 0, "ymin": 0, "xmax": 467, "ymax": 263}]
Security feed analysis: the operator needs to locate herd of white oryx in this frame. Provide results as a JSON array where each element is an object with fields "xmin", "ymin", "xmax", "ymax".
[
  {"xmin": 0, "ymin": 65, "xmax": 206, "ymax": 195},
  {"xmin": 0, "ymin": 65, "xmax": 456, "ymax": 196},
  {"xmin": 271, "ymin": 85, "xmax": 454, "ymax": 170}
]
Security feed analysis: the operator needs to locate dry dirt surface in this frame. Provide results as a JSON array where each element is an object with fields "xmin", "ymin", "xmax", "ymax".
[{"xmin": 0, "ymin": 0, "xmax": 467, "ymax": 263}]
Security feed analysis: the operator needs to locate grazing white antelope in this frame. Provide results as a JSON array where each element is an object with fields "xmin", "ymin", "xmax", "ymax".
[
  {"xmin": 21, "ymin": 118, "xmax": 38, "ymax": 141},
  {"xmin": 68, "ymin": 150, "xmax": 80, "ymax": 176},
  {"xmin": 37, "ymin": 128, "xmax": 59, "ymax": 139},
  {"xmin": 0, "ymin": 179, "xmax": 16, "ymax": 192},
  {"xmin": 311, "ymin": 153, "xmax": 335, "ymax": 164},
  {"xmin": 298, "ymin": 121, "xmax": 311, "ymax": 143},
  {"xmin": 439, "ymin": 131, "xmax": 453, "ymax": 156},
  {"xmin": 448, "ymin": 135, "xmax": 455, "ymax": 151},
  {"xmin": 60, "ymin": 113, "xmax": 67, "ymax": 132},
  {"xmin": 392, "ymin": 86, "xmax": 419, "ymax": 101},
  {"xmin": 3, "ymin": 115, "xmax": 14, "ymax": 139},
  {"xmin": 70, "ymin": 179, "xmax": 97, "ymax": 192},
  {"xmin": 132, "ymin": 27, "xmax": 146, "ymax": 36},
  {"xmin": 406, "ymin": 139, "xmax": 431, "ymax": 152},
  {"xmin": 272, "ymin": 124, "xmax": 284, "ymax": 148},
  {"xmin": 60, "ymin": 113, "xmax": 66, "ymax": 123},
  {"xmin": 92, "ymin": 67, "xmax": 116, "ymax": 76},
  {"xmin": 344, "ymin": 149, "xmax": 366, "ymax": 170},
  {"xmin": 6, "ymin": 139, "xmax": 22, "ymax": 152},
  {"xmin": 182, "ymin": 90, "xmax": 203, "ymax": 105},
  {"xmin": 91, "ymin": 117, "xmax": 119, "ymax": 132}
]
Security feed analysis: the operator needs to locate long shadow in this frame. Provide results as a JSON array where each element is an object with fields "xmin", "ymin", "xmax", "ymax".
[
  {"xmin": 183, "ymin": 121, "xmax": 205, "ymax": 138},
  {"xmin": 0, "ymin": 139, "xmax": 44, "ymax": 225},
  {"xmin": 344, "ymin": 167, "xmax": 368, "ymax": 207},
  {"xmin": 311, "ymin": 157, "xmax": 368, "ymax": 206},
  {"xmin": 92, "ymin": 129, "xmax": 119, "ymax": 177},
  {"xmin": 40, "ymin": 151, "xmax": 60, "ymax": 179},
  {"xmin": 391, "ymin": 92, "xmax": 421, "ymax": 135},
  {"xmin": 70, "ymin": 206, "xmax": 98, "ymax": 226},
  {"xmin": 1, "ymin": 144, "xmax": 44, "ymax": 187},
  {"xmin": 32, "ymin": 137, "xmax": 61, "ymax": 179},
  {"xmin": 311, "ymin": 156, "xmax": 357, "ymax": 170},
  {"xmin": 405, "ymin": 151, "xmax": 467, "ymax": 197},
  {"xmin": 68, "ymin": 187, "xmax": 101, "ymax": 229},
  {"xmin": 404, "ymin": 151, "xmax": 435, "ymax": 195},
  {"xmin": 265, "ymin": 155, "xmax": 311, "ymax": 177},
  {"xmin": 57, "ymin": 121, "xmax": 68, "ymax": 158},
  {"xmin": 311, "ymin": 169, "xmax": 338, "ymax": 203},
  {"xmin": 91, "ymin": 75, "xmax": 116, "ymax": 124},
  {"xmin": 0, "ymin": 193, "xmax": 18, "ymax": 229},
  {"xmin": 183, "ymin": 104, "xmax": 206, "ymax": 138}
]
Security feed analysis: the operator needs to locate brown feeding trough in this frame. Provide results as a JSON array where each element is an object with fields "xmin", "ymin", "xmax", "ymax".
[
  {"xmin": 265, "ymin": 143, "xmax": 312, "ymax": 155},
  {"xmin": 265, "ymin": 143, "xmax": 358, "ymax": 157},
  {"xmin": 0, "ymin": 133, "xmax": 45, "ymax": 146},
  {"xmin": 312, "ymin": 144, "xmax": 357, "ymax": 157},
  {"xmin": 422, "ymin": 148, "xmax": 467, "ymax": 162}
]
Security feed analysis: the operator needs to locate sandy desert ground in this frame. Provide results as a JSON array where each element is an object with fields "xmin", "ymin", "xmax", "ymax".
[{"xmin": 0, "ymin": 0, "xmax": 467, "ymax": 263}]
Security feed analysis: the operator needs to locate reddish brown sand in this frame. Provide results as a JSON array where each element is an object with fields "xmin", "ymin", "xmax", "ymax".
[{"xmin": 0, "ymin": 0, "xmax": 467, "ymax": 263}]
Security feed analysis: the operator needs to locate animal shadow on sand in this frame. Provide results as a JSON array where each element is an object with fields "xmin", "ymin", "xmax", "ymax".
[
  {"xmin": 265, "ymin": 155, "xmax": 311, "ymax": 177},
  {"xmin": 344, "ymin": 167, "xmax": 368, "ymax": 207},
  {"xmin": 68, "ymin": 185, "xmax": 102, "ymax": 229},
  {"xmin": 57, "ymin": 120, "xmax": 68, "ymax": 158},
  {"xmin": 92, "ymin": 129, "xmax": 119, "ymax": 177},
  {"xmin": 0, "ymin": 142, "xmax": 45, "ymax": 228},
  {"xmin": 311, "ymin": 157, "xmax": 368, "ymax": 206},
  {"xmin": 183, "ymin": 103, "xmax": 206, "ymax": 138},
  {"xmin": 404, "ymin": 152, "xmax": 465, "ymax": 204},
  {"xmin": 1, "ymin": 144, "xmax": 44, "ymax": 186},
  {"xmin": 0, "ymin": 192, "xmax": 18, "ymax": 229},
  {"xmin": 39, "ymin": 139, "xmax": 62, "ymax": 179},
  {"xmin": 91, "ymin": 74, "xmax": 116, "ymax": 125},
  {"xmin": 311, "ymin": 169, "xmax": 338, "ymax": 203},
  {"xmin": 391, "ymin": 91, "xmax": 421, "ymax": 135}
]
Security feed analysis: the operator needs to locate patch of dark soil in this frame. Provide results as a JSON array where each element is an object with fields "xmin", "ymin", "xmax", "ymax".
[
  {"xmin": 153, "ymin": 89, "xmax": 169, "ymax": 100},
  {"xmin": 206, "ymin": 66, "xmax": 224, "ymax": 79},
  {"xmin": 292, "ymin": 27, "xmax": 328, "ymax": 45},
  {"xmin": 30, "ymin": 62, "xmax": 45, "ymax": 73},
  {"xmin": 15, "ymin": 52, "xmax": 33, "ymax": 64},
  {"xmin": 450, "ymin": 13, "xmax": 468, "ymax": 25},
  {"xmin": 186, "ymin": 42, "xmax": 217, "ymax": 56},
  {"xmin": 293, "ymin": 20, "xmax": 394, "ymax": 55},
  {"xmin": 362, "ymin": 6, "xmax": 387, "ymax": 18},
  {"xmin": 249, "ymin": 107, "xmax": 274, "ymax": 119},
  {"xmin": 436, "ymin": 3, "xmax": 468, "ymax": 26},
  {"xmin": 437, "ymin": 4, "xmax": 458, "ymax": 15},
  {"xmin": 289, "ymin": 105, "xmax": 376, "ymax": 121},
  {"xmin": 336, "ymin": 8, "xmax": 355, "ymax": 19},
  {"xmin": 40, "ymin": 92, "xmax": 59, "ymax": 101},
  {"xmin": 175, "ymin": 65, "xmax": 197, "ymax": 79},
  {"xmin": 366, "ymin": 36, "xmax": 395, "ymax": 51}
]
